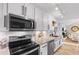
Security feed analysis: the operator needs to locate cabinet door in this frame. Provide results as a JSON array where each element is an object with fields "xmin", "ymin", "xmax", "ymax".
[
  {"xmin": 48, "ymin": 40, "xmax": 55, "ymax": 55},
  {"xmin": 43, "ymin": 13, "xmax": 48, "ymax": 31},
  {"xmin": 8, "ymin": 3, "xmax": 24, "ymax": 16},
  {"xmin": 60, "ymin": 38, "xmax": 64, "ymax": 44},
  {"xmin": 0, "ymin": 3, "xmax": 6, "ymax": 31},
  {"xmin": 54, "ymin": 40, "xmax": 59, "ymax": 49},
  {"xmin": 35, "ymin": 8, "xmax": 43, "ymax": 30},
  {"xmin": 40, "ymin": 43, "xmax": 48, "ymax": 55},
  {"xmin": 25, "ymin": 3, "xmax": 34, "ymax": 19}
]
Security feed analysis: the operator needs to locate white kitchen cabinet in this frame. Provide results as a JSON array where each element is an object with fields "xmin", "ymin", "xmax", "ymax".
[
  {"xmin": 0, "ymin": 3, "xmax": 4, "ymax": 31},
  {"xmin": 0, "ymin": 3, "xmax": 7, "ymax": 31},
  {"xmin": 59, "ymin": 37, "xmax": 64, "ymax": 44},
  {"xmin": 54, "ymin": 38, "xmax": 63, "ymax": 52},
  {"xmin": 48, "ymin": 40, "xmax": 54, "ymax": 55},
  {"xmin": 24, "ymin": 3, "xmax": 35, "ymax": 19},
  {"xmin": 35, "ymin": 8, "xmax": 43, "ymax": 30},
  {"xmin": 40, "ymin": 43, "xmax": 48, "ymax": 55},
  {"xmin": 43, "ymin": 13, "xmax": 49, "ymax": 31},
  {"xmin": 48, "ymin": 39, "xmax": 62, "ymax": 55},
  {"xmin": 54, "ymin": 39, "xmax": 59, "ymax": 50},
  {"xmin": 8, "ymin": 3, "xmax": 25, "ymax": 16}
]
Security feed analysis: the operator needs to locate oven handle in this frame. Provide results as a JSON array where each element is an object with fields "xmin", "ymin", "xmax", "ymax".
[{"xmin": 22, "ymin": 47, "xmax": 39, "ymax": 55}]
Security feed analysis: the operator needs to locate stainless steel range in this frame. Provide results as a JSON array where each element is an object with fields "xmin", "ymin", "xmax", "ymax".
[{"xmin": 9, "ymin": 35, "xmax": 40, "ymax": 55}]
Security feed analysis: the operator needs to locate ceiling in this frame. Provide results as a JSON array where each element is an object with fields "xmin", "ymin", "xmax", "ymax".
[
  {"xmin": 32, "ymin": 3, "xmax": 56, "ymax": 13},
  {"xmin": 32, "ymin": 3, "xmax": 79, "ymax": 20},
  {"xmin": 57, "ymin": 3, "xmax": 79, "ymax": 20}
]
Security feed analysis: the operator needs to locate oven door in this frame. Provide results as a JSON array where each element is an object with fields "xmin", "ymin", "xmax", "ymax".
[{"xmin": 22, "ymin": 47, "xmax": 40, "ymax": 55}]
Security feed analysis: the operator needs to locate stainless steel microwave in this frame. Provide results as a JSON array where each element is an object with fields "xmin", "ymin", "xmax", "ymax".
[{"xmin": 4, "ymin": 14, "xmax": 36, "ymax": 31}]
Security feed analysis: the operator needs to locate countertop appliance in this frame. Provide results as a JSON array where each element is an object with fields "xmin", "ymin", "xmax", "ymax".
[
  {"xmin": 9, "ymin": 35, "xmax": 39, "ymax": 55},
  {"xmin": 4, "ymin": 13, "xmax": 36, "ymax": 31}
]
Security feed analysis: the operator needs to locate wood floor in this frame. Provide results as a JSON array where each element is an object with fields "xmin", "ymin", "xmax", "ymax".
[{"xmin": 54, "ymin": 38, "xmax": 79, "ymax": 55}]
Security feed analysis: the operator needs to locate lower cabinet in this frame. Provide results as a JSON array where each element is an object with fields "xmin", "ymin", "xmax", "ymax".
[
  {"xmin": 39, "ymin": 38, "xmax": 63, "ymax": 55},
  {"xmin": 54, "ymin": 39, "xmax": 64, "ymax": 51},
  {"xmin": 54, "ymin": 39, "xmax": 60, "ymax": 52},
  {"xmin": 48, "ymin": 38, "xmax": 63, "ymax": 55},
  {"xmin": 48, "ymin": 40, "xmax": 55, "ymax": 55},
  {"xmin": 40, "ymin": 43, "xmax": 48, "ymax": 55}
]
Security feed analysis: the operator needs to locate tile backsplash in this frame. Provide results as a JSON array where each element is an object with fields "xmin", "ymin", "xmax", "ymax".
[{"xmin": 0, "ymin": 31, "xmax": 35, "ymax": 41}]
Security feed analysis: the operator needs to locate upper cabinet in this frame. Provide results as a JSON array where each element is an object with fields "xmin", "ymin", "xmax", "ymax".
[
  {"xmin": 0, "ymin": 3, "xmax": 7, "ymax": 31},
  {"xmin": 7, "ymin": 3, "xmax": 35, "ymax": 19},
  {"xmin": 35, "ymin": 8, "xmax": 48, "ymax": 31},
  {"xmin": 35, "ymin": 8, "xmax": 43, "ymax": 30},
  {"xmin": 43, "ymin": 13, "xmax": 49, "ymax": 31},
  {"xmin": 0, "ymin": 3, "xmax": 4, "ymax": 31},
  {"xmin": 24, "ymin": 4, "xmax": 35, "ymax": 19},
  {"xmin": 8, "ymin": 3, "xmax": 25, "ymax": 16}
]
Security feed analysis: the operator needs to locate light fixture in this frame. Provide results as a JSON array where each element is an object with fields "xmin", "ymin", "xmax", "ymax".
[{"xmin": 55, "ymin": 7, "xmax": 59, "ymax": 10}]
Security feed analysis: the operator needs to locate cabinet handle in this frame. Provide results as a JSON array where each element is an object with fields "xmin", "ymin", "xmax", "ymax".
[{"xmin": 42, "ymin": 45, "xmax": 47, "ymax": 48}]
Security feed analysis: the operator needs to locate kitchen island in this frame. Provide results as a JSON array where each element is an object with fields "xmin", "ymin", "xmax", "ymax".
[{"xmin": 34, "ymin": 34, "xmax": 63, "ymax": 55}]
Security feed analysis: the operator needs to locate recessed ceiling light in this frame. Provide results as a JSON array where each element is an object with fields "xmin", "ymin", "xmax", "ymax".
[{"xmin": 55, "ymin": 7, "xmax": 59, "ymax": 10}]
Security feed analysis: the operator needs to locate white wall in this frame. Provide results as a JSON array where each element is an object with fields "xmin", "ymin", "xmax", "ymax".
[{"xmin": 59, "ymin": 18, "xmax": 79, "ymax": 26}]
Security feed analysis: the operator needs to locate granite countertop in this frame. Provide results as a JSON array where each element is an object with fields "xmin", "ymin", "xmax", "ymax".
[
  {"xmin": 34, "ymin": 35, "xmax": 60, "ymax": 45},
  {"xmin": 0, "ymin": 47, "xmax": 10, "ymax": 55},
  {"xmin": 0, "ymin": 37, "xmax": 10, "ymax": 55}
]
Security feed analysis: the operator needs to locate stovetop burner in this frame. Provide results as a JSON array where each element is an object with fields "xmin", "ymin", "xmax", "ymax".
[
  {"xmin": 9, "ymin": 37, "xmax": 39, "ymax": 55},
  {"xmin": 10, "ymin": 42, "xmax": 39, "ymax": 55}
]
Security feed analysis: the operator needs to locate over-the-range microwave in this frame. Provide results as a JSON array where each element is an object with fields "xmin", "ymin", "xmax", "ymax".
[{"xmin": 4, "ymin": 13, "xmax": 36, "ymax": 31}]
